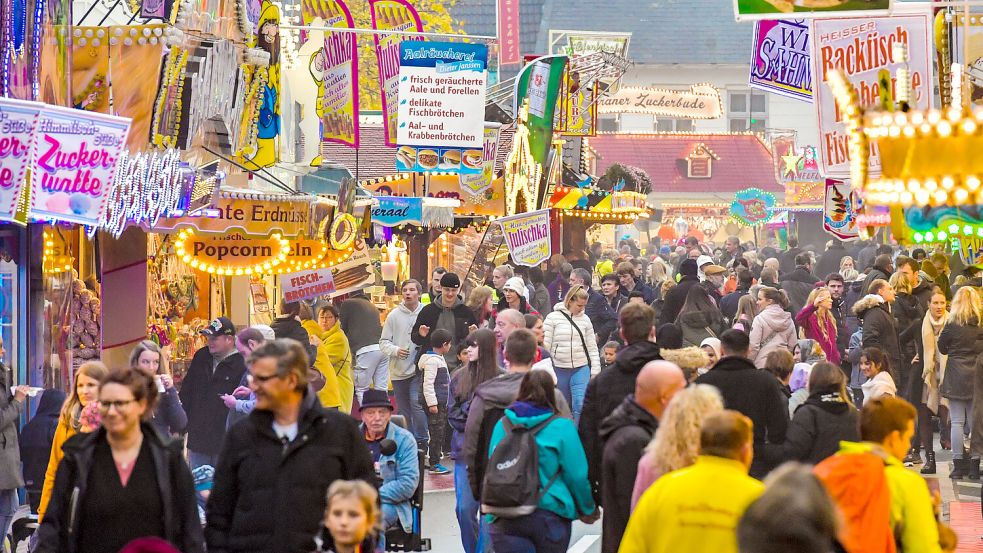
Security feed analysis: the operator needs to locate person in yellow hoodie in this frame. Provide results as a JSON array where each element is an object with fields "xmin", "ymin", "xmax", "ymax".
[
  {"xmin": 619, "ymin": 410, "xmax": 764, "ymax": 553},
  {"xmin": 37, "ymin": 361, "xmax": 109, "ymax": 522},
  {"xmin": 318, "ymin": 304, "xmax": 354, "ymax": 413}
]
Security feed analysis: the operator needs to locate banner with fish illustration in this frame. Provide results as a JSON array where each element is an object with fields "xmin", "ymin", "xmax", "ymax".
[
  {"xmin": 823, "ymin": 178, "xmax": 860, "ymax": 241},
  {"xmin": 730, "ymin": 187, "xmax": 776, "ymax": 226},
  {"xmin": 371, "ymin": 0, "xmax": 424, "ymax": 147}
]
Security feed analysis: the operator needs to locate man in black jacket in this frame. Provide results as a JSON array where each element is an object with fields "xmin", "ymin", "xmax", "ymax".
[
  {"xmin": 270, "ymin": 300, "xmax": 317, "ymax": 362},
  {"xmin": 862, "ymin": 253, "xmax": 894, "ymax": 296},
  {"xmin": 779, "ymin": 237, "xmax": 803, "ymax": 274},
  {"xmin": 780, "ymin": 252, "xmax": 820, "ymax": 318},
  {"xmin": 659, "ymin": 258, "xmax": 699, "ymax": 325},
  {"xmin": 599, "ymin": 360, "xmax": 685, "ymax": 553},
  {"xmin": 814, "ymin": 239, "xmax": 848, "ymax": 280},
  {"xmin": 580, "ymin": 303, "xmax": 661, "ymax": 502},
  {"xmin": 411, "ymin": 272, "xmax": 477, "ymax": 369},
  {"xmin": 617, "ymin": 262, "xmax": 655, "ymax": 304},
  {"xmin": 180, "ymin": 317, "xmax": 247, "ymax": 470},
  {"xmin": 205, "ymin": 340, "xmax": 375, "ymax": 553},
  {"xmin": 695, "ymin": 330, "xmax": 789, "ymax": 478},
  {"xmin": 572, "ymin": 268, "xmax": 617, "ymax": 345}
]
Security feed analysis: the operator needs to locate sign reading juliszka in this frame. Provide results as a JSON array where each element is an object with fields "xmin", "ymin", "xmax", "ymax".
[
  {"xmin": 498, "ymin": 209, "xmax": 551, "ymax": 267},
  {"xmin": 397, "ymin": 41, "xmax": 487, "ymax": 149},
  {"xmin": 282, "ymin": 267, "xmax": 337, "ymax": 302},
  {"xmin": 750, "ymin": 19, "xmax": 812, "ymax": 102},
  {"xmin": 810, "ymin": 13, "xmax": 931, "ymax": 178},
  {"xmin": 30, "ymin": 105, "xmax": 131, "ymax": 226},
  {"xmin": 0, "ymin": 98, "xmax": 41, "ymax": 222}
]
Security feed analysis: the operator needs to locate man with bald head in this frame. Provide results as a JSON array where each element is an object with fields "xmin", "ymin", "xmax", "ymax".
[{"xmin": 597, "ymin": 360, "xmax": 686, "ymax": 553}]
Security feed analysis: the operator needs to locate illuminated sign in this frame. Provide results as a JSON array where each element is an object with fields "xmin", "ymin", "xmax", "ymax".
[
  {"xmin": 175, "ymin": 229, "xmax": 290, "ymax": 275},
  {"xmin": 597, "ymin": 85, "xmax": 723, "ymax": 119}
]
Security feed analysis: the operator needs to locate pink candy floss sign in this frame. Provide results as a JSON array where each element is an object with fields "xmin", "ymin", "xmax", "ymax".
[
  {"xmin": 0, "ymin": 98, "xmax": 41, "ymax": 223},
  {"xmin": 29, "ymin": 105, "xmax": 131, "ymax": 226}
]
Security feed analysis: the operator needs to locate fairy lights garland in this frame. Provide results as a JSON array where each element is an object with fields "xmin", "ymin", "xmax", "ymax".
[
  {"xmin": 150, "ymin": 47, "xmax": 189, "ymax": 149},
  {"xmin": 30, "ymin": 0, "xmax": 43, "ymax": 100},
  {"xmin": 174, "ymin": 229, "xmax": 291, "ymax": 276},
  {"xmin": 101, "ymin": 149, "xmax": 184, "ymax": 238}
]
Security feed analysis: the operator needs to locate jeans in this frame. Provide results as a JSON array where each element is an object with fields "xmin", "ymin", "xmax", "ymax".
[
  {"xmin": 392, "ymin": 374, "xmax": 430, "ymax": 446},
  {"xmin": 427, "ymin": 405, "xmax": 447, "ymax": 467},
  {"xmin": 354, "ymin": 348, "xmax": 390, "ymax": 403},
  {"xmin": 555, "ymin": 365, "xmax": 590, "ymax": 424},
  {"xmin": 489, "ymin": 508, "xmax": 572, "ymax": 553},
  {"xmin": 454, "ymin": 461, "xmax": 491, "ymax": 553},
  {"xmin": 0, "ymin": 488, "xmax": 16, "ymax": 551},
  {"xmin": 950, "ymin": 398, "xmax": 973, "ymax": 456}
]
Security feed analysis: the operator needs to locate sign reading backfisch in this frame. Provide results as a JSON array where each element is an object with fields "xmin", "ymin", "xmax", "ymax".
[
  {"xmin": 810, "ymin": 12, "xmax": 931, "ymax": 178},
  {"xmin": 498, "ymin": 209, "xmax": 551, "ymax": 267},
  {"xmin": 597, "ymin": 85, "xmax": 723, "ymax": 119},
  {"xmin": 282, "ymin": 267, "xmax": 337, "ymax": 302},
  {"xmin": 397, "ymin": 41, "xmax": 487, "ymax": 148},
  {"xmin": 750, "ymin": 19, "xmax": 812, "ymax": 102}
]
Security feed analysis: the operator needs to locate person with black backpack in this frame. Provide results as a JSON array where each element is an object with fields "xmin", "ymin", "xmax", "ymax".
[{"xmin": 483, "ymin": 370, "xmax": 597, "ymax": 552}]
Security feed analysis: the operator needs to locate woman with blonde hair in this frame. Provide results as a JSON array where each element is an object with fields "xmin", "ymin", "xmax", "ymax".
[
  {"xmin": 630, "ymin": 384, "xmax": 724, "ymax": 510},
  {"xmin": 839, "ymin": 256, "xmax": 860, "ymax": 282},
  {"xmin": 732, "ymin": 293, "xmax": 759, "ymax": 333},
  {"xmin": 37, "ymin": 360, "xmax": 109, "ymax": 521},
  {"xmin": 795, "ymin": 287, "xmax": 840, "ymax": 364},
  {"xmin": 129, "ymin": 340, "xmax": 186, "ymax": 436},
  {"xmin": 544, "ymin": 284, "xmax": 600, "ymax": 424},
  {"xmin": 466, "ymin": 285, "xmax": 495, "ymax": 329},
  {"xmin": 918, "ymin": 288, "xmax": 949, "ymax": 474},
  {"xmin": 648, "ymin": 258, "xmax": 670, "ymax": 293},
  {"xmin": 938, "ymin": 286, "xmax": 983, "ymax": 478}
]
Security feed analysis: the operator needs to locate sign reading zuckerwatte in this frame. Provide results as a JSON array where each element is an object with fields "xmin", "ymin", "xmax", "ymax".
[
  {"xmin": 282, "ymin": 267, "xmax": 337, "ymax": 302},
  {"xmin": 397, "ymin": 41, "xmax": 487, "ymax": 149},
  {"xmin": 810, "ymin": 12, "xmax": 931, "ymax": 178},
  {"xmin": 0, "ymin": 98, "xmax": 41, "ymax": 222},
  {"xmin": 498, "ymin": 209, "xmax": 551, "ymax": 267},
  {"xmin": 30, "ymin": 105, "xmax": 131, "ymax": 226},
  {"xmin": 750, "ymin": 19, "xmax": 813, "ymax": 102}
]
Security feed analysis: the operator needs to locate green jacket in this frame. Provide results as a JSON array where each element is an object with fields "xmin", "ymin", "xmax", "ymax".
[
  {"xmin": 488, "ymin": 406, "xmax": 596, "ymax": 521},
  {"xmin": 838, "ymin": 442, "xmax": 941, "ymax": 553}
]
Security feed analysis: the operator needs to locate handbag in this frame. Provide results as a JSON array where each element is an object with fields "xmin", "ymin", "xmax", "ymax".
[{"xmin": 560, "ymin": 311, "xmax": 592, "ymax": 371}]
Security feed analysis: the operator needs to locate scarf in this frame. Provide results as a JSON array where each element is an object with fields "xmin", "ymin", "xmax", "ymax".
[{"xmin": 920, "ymin": 311, "xmax": 948, "ymax": 413}]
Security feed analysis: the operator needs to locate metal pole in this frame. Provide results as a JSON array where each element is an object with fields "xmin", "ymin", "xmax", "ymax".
[{"xmin": 279, "ymin": 24, "xmax": 497, "ymax": 41}]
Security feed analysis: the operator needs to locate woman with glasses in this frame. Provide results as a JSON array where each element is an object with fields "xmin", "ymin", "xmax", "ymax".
[{"xmin": 35, "ymin": 368, "xmax": 203, "ymax": 553}]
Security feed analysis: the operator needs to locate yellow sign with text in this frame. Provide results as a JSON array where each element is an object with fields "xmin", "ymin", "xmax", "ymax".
[
  {"xmin": 175, "ymin": 230, "xmax": 290, "ymax": 275},
  {"xmin": 153, "ymin": 197, "xmax": 310, "ymax": 237}
]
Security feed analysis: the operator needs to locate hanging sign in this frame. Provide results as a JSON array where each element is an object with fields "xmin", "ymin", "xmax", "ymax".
[
  {"xmin": 557, "ymin": 68, "xmax": 597, "ymax": 136},
  {"xmin": 329, "ymin": 238, "xmax": 374, "ymax": 296},
  {"xmin": 282, "ymin": 267, "xmax": 337, "ymax": 302},
  {"xmin": 29, "ymin": 105, "xmax": 131, "ymax": 226},
  {"xmin": 175, "ymin": 229, "xmax": 291, "ymax": 274},
  {"xmin": 823, "ymin": 177, "xmax": 861, "ymax": 241},
  {"xmin": 735, "ymin": 0, "xmax": 891, "ymax": 21},
  {"xmin": 0, "ymin": 98, "xmax": 41, "ymax": 222},
  {"xmin": 370, "ymin": 0, "xmax": 424, "ymax": 147},
  {"xmin": 312, "ymin": 0, "xmax": 358, "ymax": 147},
  {"xmin": 152, "ymin": 196, "xmax": 310, "ymax": 237},
  {"xmin": 498, "ymin": 209, "xmax": 551, "ymax": 267},
  {"xmin": 597, "ymin": 85, "xmax": 723, "ymax": 119},
  {"xmin": 372, "ymin": 196, "xmax": 423, "ymax": 227},
  {"xmin": 283, "ymin": 237, "xmax": 331, "ymax": 271},
  {"xmin": 810, "ymin": 12, "xmax": 931, "ymax": 178},
  {"xmin": 498, "ymin": 0, "xmax": 521, "ymax": 65},
  {"xmin": 750, "ymin": 19, "xmax": 812, "ymax": 102},
  {"xmin": 396, "ymin": 41, "xmax": 487, "ymax": 149},
  {"xmin": 730, "ymin": 187, "xmax": 776, "ymax": 226},
  {"xmin": 459, "ymin": 124, "xmax": 501, "ymax": 196}
]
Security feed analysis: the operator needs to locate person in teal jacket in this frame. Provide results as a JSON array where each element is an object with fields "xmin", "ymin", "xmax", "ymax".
[{"xmin": 486, "ymin": 371, "xmax": 598, "ymax": 553}]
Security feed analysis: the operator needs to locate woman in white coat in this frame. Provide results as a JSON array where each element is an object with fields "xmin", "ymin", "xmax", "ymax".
[
  {"xmin": 748, "ymin": 286, "xmax": 798, "ymax": 368},
  {"xmin": 544, "ymin": 285, "xmax": 601, "ymax": 424}
]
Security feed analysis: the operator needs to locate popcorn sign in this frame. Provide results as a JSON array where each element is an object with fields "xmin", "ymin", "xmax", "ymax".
[
  {"xmin": 30, "ymin": 105, "xmax": 131, "ymax": 226},
  {"xmin": 0, "ymin": 98, "xmax": 41, "ymax": 223}
]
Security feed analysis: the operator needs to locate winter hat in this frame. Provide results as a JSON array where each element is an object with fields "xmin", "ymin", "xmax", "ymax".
[
  {"xmin": 250, "ymin": 324, "xmax": 276, "ymax": 341},
  {"xmin": 679, "ymin": 258, "xmax": 699, "ymax": 277},
  {"xmin": 503, "ymin": 277, "xmax": 529, "ymax": 300},
  {"xmin": 656, "ymin": 323, "xmax": 683, "ymax": 350}
]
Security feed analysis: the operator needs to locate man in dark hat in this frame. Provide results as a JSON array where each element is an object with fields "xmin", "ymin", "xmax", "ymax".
[
  {"xmin": 359, "ymin": 389, "xmax": 419, "ymax": 535},
  {"xmin": 411, "ymin": 272, "xmax": 478, "ymax": 370},
  {"xmin": 181, "ymin": 317, "xmax": 247, "ymax": 470}
]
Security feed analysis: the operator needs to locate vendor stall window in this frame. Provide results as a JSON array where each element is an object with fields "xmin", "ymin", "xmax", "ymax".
[{"xmin": 729, "ymin": 90, "xmax": 768, "ymax": 132}]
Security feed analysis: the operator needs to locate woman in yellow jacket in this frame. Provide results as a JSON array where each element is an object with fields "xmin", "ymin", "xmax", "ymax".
[
  {"xmin": 318, "ymin": 304, "xmax": 354, "ymax": 413},
  {"xmin": 37, "ymin": 360, "xmax": 109, "ymax": 521}
]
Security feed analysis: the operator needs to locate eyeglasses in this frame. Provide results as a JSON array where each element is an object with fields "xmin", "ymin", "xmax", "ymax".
[
  {"xmin": 99, "ymin": 399, "xmax": 136, "ymax": 412},
  {"xmin": 248, "ymin": 373, "xmax": 281, "ymax": 384}
]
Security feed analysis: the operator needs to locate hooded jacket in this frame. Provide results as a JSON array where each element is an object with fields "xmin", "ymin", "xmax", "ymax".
[
  {"xmin": 411, "ymin": 295, "xmax": 478, "ymax": 366},
  {"xmin": 937, "ymin": 317, "xmax": 983, "ymax": 402},
  {"xmin": 676, "ymin": 310, "xmax": 725, "ymax": 348},
  {"xmin": 205, "ymin": 390, "xmax": 376, "ymax": 553},
  {"xmin": 598, "ymin": 397, "xmax": 658, "ymax": 553},
  {"xmin": 36, "ymin": 423, "xmax": 204, "ymax": 553},
  {"xmin": 20, "ymin": 389, "xmax": 65, "ymax": 504},
  {"xmin": 379, "ymin": 302, "xmax": 423, "ymax": 380},
  {"xmin": 321, "ymin": 321, "xmax": 353, "ymax": 413},
  {"xmin": 579, "ymin": 340, "xmax": 662, "ymax": 501},
  {"xmin": 544, "ymin": 303, "xmax": 601, "ymax": 371},
  {"xmin": 695, "ymin": 355, "xmax": 789, "ymax": 478},
  {"xmin": 853, "ymin": 294, "xmax": 901, "ymax": 374},
  {"xmin": 660, "ymin": 259, "xmax": 699, "ymax": 325},
  {"xmin": 780, "ymin": 266, "xmax": 820, "ymax": 318},
  {"xmin": 748, "ymin": 304, "xmax": 798, "ymax": 368},
  {"xmin": 761, "ymin": 389, "xmax": 859, "ymax": 466},
  {"xmin": 462, "ymin": 372, "xmax": 570, "ymax": 500}
]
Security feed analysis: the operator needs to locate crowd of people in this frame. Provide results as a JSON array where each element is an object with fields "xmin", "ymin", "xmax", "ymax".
[{"xmin": 0, "ymin": 234, "xmax": 975, "ymax": 552}]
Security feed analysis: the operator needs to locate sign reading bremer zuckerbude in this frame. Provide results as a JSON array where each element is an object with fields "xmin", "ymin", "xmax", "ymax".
[
  {"xmin": 498, "ymin": 209, "xmax": 551, "ymax": 267},
  {"xmin": 597, "ymin": 85, "xmax": 723, "ymax": 119}
]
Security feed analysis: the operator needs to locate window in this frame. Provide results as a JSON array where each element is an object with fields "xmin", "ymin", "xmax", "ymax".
[
  {"xmin": 729, "ymin": 90, "xmax": 767, "ymax": 132},
  {"xmin": 656, "ymin": 118, "xmax": 694, "ymax": 132},
  {"xmin": 598, "ymin": 115, "xmax": 619, "ymax": 132}
]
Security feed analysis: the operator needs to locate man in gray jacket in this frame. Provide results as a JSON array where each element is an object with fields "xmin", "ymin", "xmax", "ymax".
[
  {"xmin": 0, "ymin": 336, "xmax": 30, "ymax": 540},
  {"xmin": 380, "ymin": 279, "xmax": 426, "ymax": 446}
]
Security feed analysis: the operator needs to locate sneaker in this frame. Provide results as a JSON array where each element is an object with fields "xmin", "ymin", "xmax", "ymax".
[
  {"xmin": 903, "ymin": 450, "xmax": 921, "ymax": 467},
  {"xmin": 429, "ymin": 463, "xmax": 451, "ymax": 475}
]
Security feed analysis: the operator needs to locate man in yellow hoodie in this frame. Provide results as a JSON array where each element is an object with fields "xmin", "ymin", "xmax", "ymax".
[{"xmin": 619, "ymin": 410, "xmax": 764, "ymax": 553}]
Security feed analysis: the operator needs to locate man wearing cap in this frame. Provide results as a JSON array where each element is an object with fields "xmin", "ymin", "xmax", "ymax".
[
  {"xmin": 616, "ymin": 262, "xmax": 654, "ymax": 304},
  {"xmin": 181, "ymin": 317, "xmax": 248, "ymax": 471},
  {"xmin": 701, "ymin": 264, "xmax": 728, "ymax": 305},
  {"xmin": 412, "ymin": 272, "xmax": 478, "ymax": 370},
  {"xmin": 359, "ymin": 389, "xmax": 419, "ymax": 536}
]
